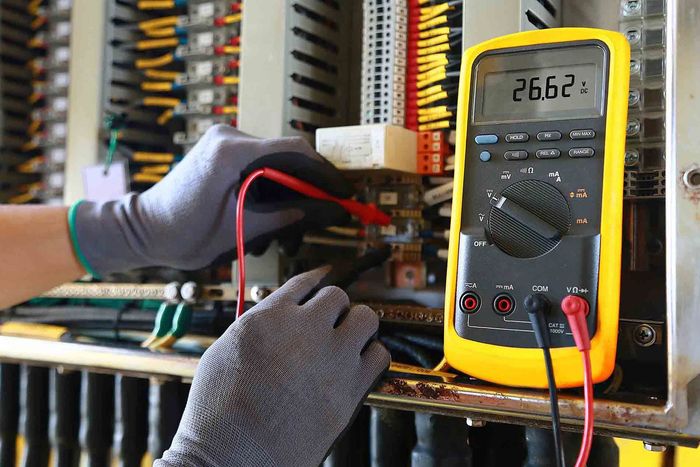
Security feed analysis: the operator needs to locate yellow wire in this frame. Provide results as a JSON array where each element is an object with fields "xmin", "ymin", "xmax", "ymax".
[
  {"xmin": 31, "ymin": 15, "xmax": 46, "ymax": 30},
  {"xmin": 417, "ymin": 71, "xmax": 446, "ymax": 89},
  {"xmin": 8, "ymin": 193, "xmax": 36, "ymax": 204},
  {"xmin": 220, "ymin": 13, "xmax": 242, "ymax": 24},
  {"xmin": 135, "ymin": 53, "xmax": 174, "ymax": 69},
  {"xmin": 417, "ymin": 66, "xmax": 446, "ymax": 81},
  {"xmin": 418, "ymin": 91, "xmax": 449, "ymax": 107},
  {"xmin": 216, "ymin": 105, "xmax": 238, "ymax": 114},
  {"xmin": 416, "ymin": 53, "xmax": 446, "ymax": 64},
  {"xmin": 143, "ymin": 97, "xmax": 181, "ymax": 107},
  {"xmin": 138, "ymin": 16, "xmax": 179, "ymax": 30},
  {"xmin": 418, "ymin": 34, "xmax": 448, "ymax": 48},
  {"xmin": 419, "ymin": 15, "xmax": 447, "ymax": 31},
  {"xmin": 418, "ymin": 106, "xmax": 448, "ymax": 115},
  {"xmin": 157, "ymin": 108, "xmax": 174, "ymax": 125},
  {"xmin": 132, "ymin": 152, "xmax": 175, "ymax": 163},
  {"xmin": 27, "ymin": 119, "xmax": 42, "ymax": 136},
  {"xmin": 144, "ymin": 69, "xmax": 181, "ymax": 81},
  {"xmin": 419, "ymin": 120, "xmax": 450, "ymax": 131},
  {"xmin": 418, "ymin": 43, "xmax": 450, "ymax": 56},
  {"xmin": 218, "ymin": 46, "xmax": 240, "ymax": 55},
  {"xmin": 140, "ymin": 164, "xmax": 172, "ymax": 174},
  {"xmin": 133, "ymin": 173, "xmax": 165, "ymax": 183},
  {"xmin": 144, "ymin": 27, "xmax": 177, "ymax": 38},
  {"xmin": 419, "ymin": 27, "xmax": 450, "ymax": 39},
  {"xmin": 418, "ymin": 111, "xmax": 452, "ymax": 123},
  {"xmin": 420, "ymin": 3, "xmax": 450, "ymax": 22},
  {"xmin": 219, "ymin": 76, "xmax": 240, "ymax": 85},
  {"xmin": 141, "ymin": 81, "xmax": 173, "ymax": 92},
  {"xmin": 138, "ymin": 0, "xmax": 175, "ymax": 9},
  {"xmin": 417, "ymin": 84, "xmax": 444, "ymax": 98},
  {"xmin": 418, "ymin": 58, "xmax": 448, "ymax": 73},
  {"xmin": 137, "ymin": 37, "xmax": 180, "ymax": 51}
]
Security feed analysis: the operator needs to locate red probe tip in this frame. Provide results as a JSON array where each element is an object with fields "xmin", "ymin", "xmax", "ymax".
[{"xmin": 561, "ymin": 295, "xmax": 591, "ymax": 351}]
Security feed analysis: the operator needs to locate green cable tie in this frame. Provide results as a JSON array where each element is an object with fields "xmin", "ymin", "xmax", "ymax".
[{"xmin": 67, "ymin": 201, "xmax": 101, "ymax": 279}]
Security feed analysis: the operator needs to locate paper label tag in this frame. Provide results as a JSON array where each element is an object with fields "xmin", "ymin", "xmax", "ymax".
[
  {"xmin": 82, "ymin": 160, "xmax": 129, "ymax": 202},
  {"xmin": 197, "ymin": 2, "xmax": 215, "ymax": 18}
]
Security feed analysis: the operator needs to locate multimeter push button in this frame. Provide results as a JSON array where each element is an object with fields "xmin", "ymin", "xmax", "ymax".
[
  {"xmin": 536, "ymin": 149, "xmax": 561, "ymax": 159},
  {"xmin": 570, "ymin": 129, "xmax": 596, "ymax": 139},
  {"xmin": 536, "ymin": 131, "xmax": 562, "ymax": 141},
  {"xmin": 480, "ymin": 151, "xmax": 492, "ymax": 162},
  {"xmin": 569, "ymin": 147, "xmax": 595, "ymax": 158},
  {"xmin": 504, "ymin": 150, "xmax": 528, "ymax": 160},
  {"xmin": 505, "ymin": 132, "xmax": 529, "ymax": 143},
  {"xmin": 475, "ymin": 134, "xmax": 498, "ymax": 144}
]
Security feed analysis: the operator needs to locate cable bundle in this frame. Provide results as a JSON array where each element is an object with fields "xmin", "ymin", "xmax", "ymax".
[{"xmin": 106, "ymin": 1, "xmax": 242, "ymax": 188}]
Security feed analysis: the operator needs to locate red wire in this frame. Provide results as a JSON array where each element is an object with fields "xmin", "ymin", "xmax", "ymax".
[
  {"xmin": 575, "ymin": 349, "xmax": 594, "ymax": 467},
  {"xmin": 235, "ymin": 169, "xmax": 266, "ymax": 318},
  {"xmin": 235, "ymin": 168, "xmax": 391, "ymax": 318}
]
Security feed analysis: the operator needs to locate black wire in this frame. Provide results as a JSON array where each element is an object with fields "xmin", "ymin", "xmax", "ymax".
[{"xmin": 542, "ymin": 346, "xmax": 565, "ymax": 467}]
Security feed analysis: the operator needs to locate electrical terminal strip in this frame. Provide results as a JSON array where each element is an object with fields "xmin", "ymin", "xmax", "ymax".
[{"xmin": 361, "ymin": 0, "xmax": 408, "ymax": 126}]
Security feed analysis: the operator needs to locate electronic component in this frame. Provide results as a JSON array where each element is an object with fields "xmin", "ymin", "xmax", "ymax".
[
  {"xmin": 316, "ymin": 124, "xmax": 417, "ymax": 173},
  {"xmin": 444, "ymin": 28, "xmax": 630, "ymax": 388}
]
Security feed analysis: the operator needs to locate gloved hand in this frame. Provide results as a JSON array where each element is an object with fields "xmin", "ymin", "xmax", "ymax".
[
  {"xmin": 70, "ymin": 125, "xmax": 353, "ymax": 275},
  {"xmin": 155, "ymin": 267, "xmax": 391, "ymax": 467}
]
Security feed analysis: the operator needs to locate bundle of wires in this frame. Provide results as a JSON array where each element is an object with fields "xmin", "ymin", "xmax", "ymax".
[
  {"xmin": 0, "ymin": 0, "xmax": 48, "ymax": 204},
  {"xmin": 406, "ymin": 0, "xmax": 462, "ymax": 133}
]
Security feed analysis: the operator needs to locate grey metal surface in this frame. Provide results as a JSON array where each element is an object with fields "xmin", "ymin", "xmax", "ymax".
[{"xmin": 663, "ymin": 0, "xmax": 700, "ymax": 437}]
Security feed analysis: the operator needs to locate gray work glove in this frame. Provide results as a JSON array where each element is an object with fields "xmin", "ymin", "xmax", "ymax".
[
  {"xmin": 71, "ymin": 125, "xmax": 353, "ymax": 275},
  {"xmin": 155, "ymin": 267, "xmax": 391, "ymax": 467}
]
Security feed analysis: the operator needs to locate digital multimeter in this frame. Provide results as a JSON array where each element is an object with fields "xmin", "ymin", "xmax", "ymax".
[{"xmin": 444, "ymin": 28, "xmax": 630, "ymax": 388}]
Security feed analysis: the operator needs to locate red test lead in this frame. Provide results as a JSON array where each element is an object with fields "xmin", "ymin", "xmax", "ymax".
[
  {"xmin": 235, "ymin": 168, "xmax": 391, "ymax": 318},
  {"xmin": 562, "ymin": 295, "xmax": 594, "ymax": 467}
]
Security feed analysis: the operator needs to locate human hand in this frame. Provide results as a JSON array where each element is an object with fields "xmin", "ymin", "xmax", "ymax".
[
  {"xmin": 156, "ymin": 267, "xmax": 391, "ymax": 467},
  {"xmin": 71, "ymin": 125, "xmax": 352, "ymax": 275}
]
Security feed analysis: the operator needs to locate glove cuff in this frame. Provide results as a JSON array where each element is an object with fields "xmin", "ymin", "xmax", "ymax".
[
  {"xmin": 70, "ymin": 195, "xmax": 153, "ymax": 275},
  {"xmin": 68, "ymin": 201, "xmax": 101, "ymax": 278}
]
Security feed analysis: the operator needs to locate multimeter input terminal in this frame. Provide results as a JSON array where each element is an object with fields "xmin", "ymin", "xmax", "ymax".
[
  {"xmin": 493, "ymin": 294, "xmax": 515, "ymax": 315},
  {"xmin": 460, "ymin": 292, "xmax": 481, "ymax": 314}
]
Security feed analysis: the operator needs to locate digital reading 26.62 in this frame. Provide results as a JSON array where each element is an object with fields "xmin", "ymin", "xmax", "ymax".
[{"xmin": 473, "ymin": 45, "xmax": 605, "ymax": 123}]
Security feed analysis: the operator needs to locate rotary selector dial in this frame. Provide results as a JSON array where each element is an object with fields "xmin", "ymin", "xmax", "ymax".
[{"xmin": 487, "ymin": 180, "xmax": 571, "ymax": 258}]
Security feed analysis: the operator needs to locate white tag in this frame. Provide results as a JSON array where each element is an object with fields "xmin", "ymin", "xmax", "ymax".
[
  {"xmin": 57, "ymin": 0, "xmax": 72, "ymax": 10},
  {"xmin": 195, "ymin": 61, "xmax": 213, "ymax": 77},
  {"xmin": 82, "ymin": 160, "xmax": 129, "ymax": 202},
  {"xmin": 52, "ymin": 97, "xmax": 68, "ymax": 112},
  {"xmin": 55, "ymin": 46, "xmax": 70, "ymax": 63},
  {"xmin": 197, "ymin": 2, "xmax": 215, "ymax": 18},
  {"xmin": 49, "ymin": 148, "xmax": 66, "ymax": 163},
  {"xmin": 56, "ymin": 21, "xmax": 71, "ymax": 38},
  {"xmin": 380, "ymin": 225, "xmax": 398, "ymax": 236},
  {"xmin": 47, "ymin": 172, "xmax": 65, "ymax": 189},
  {"xmin": 196, "ymin": 32, "xmax": 214, "ymax": 47},
  {"xmin": 196, "ymin": 89, "xmax": 215, "ymax": 104},
  {"xmin": 53, "ymin": 72, "xmax": 70, "ymax": 88},
  {"xmin": 51, "ymin": 123, "xmax": 67, "ymax": 138}
]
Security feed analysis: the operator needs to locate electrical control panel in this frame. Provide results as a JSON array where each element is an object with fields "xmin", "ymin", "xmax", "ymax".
[{"xmin": 444, "ymin": 29, "xmax": 630, "ymax": 388}]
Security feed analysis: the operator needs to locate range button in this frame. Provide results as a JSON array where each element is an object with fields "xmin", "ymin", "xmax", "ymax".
[
  {"xmin": 570, "ymin": 129, "xmax": 596, "ymax": 140},
  {"xmin": 505, "ymin": 132, "xmax": 529, "ymax": 143},
  {"xmin": 569, "ymin": 147, "xmax": 595, "ymax": 158}
]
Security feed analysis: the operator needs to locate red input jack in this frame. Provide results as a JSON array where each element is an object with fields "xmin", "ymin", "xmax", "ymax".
[
  {"xmin": 460, "ymin": 292, "xmax": 480, "ymax": 313},
  {"xmin": 493, "ymin": 294, "xmax": 515, "ymax": 315}
]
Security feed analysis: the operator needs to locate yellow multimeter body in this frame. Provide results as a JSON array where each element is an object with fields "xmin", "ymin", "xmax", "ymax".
[{"xmin": 444, "ymin": 28, "xmax": 629, "ymax": 389}]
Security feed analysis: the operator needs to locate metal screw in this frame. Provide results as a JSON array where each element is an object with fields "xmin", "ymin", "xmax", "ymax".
[
  {"xmin": 627, "ymin": 119, "xmax": 641, "ymax": 136},
  {"xmin": 630, "ymin": 59, "xmax": 641, "ymax": 75},
  {"xmin": 625, "ymin": 149, "xmax": 640, "ymax": 167},
  {"xmin": 628, "ymin": 89, "xmax": 641, "ymax": 107},
  {"xmin": 643, "ymin": 442, "xmax": 667, "ymax": 452},
  {"xmin": 466, "ymin": 418, "xmax": 486, "ymax": 427},
  {"xmin": 682, "ymin": 165, "xmax": 700, "ymax": 191},
  {"xmin": 163, "ymin": 282, "xmax": 181, "ymax": 302},
  {"xmin": 625, "ymin": 28, "xmax": 641, "ymax": 45},
  {"xmin": 180, "ymin": 282, "xmax": 199, "ymax": 303},
  {"xmin": 633, "ymin": 324, "xmax": 657, "ymax": 347},
  {"xmin": 624, "ymin": 0, "xmax": 642, "ymax": 15},
  {"xmin": 250, "ymin": 286, "xmax": 271, "ymax": 303}
]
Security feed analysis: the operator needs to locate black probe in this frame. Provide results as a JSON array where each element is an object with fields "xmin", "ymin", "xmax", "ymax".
[{"xmin": 524, "ymin": 293, "xmax": 566, "ymax": 467}]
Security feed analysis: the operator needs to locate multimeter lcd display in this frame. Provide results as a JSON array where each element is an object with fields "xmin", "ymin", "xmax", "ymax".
[{"xmin": 473, "ymin": 45, "xmax": 606, "ymax": 123}]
